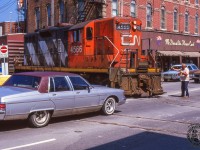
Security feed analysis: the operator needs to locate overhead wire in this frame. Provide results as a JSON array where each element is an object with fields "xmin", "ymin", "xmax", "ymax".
[{"xmin": 0, "ymin": 0, "xmax": 16, "ymax": 14}]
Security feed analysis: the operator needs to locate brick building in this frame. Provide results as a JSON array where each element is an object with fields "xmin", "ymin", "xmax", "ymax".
[
  {"xmin": 0, "ymin": 22, "xmax": 19, "ymax": 36},
  {"xmin": 26, "ymin": 0, "xmax": 200, "ymax": 69}
]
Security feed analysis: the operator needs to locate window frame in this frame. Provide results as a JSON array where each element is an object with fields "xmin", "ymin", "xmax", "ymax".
[
  {"xmin": 161, "ymin": 6, "xmax": 166, "ymax": 30},
  {"xmin": 46, "ymin": 4, "xmax": 51, "ymax": 26},
  {"xmin": 35, "ymin": 7, "xmax": 40, "ymax": 30},
  {"xmin": 173, "ymin": 9, "xmax": 178, "ymax": 31},
  {"xmin": 195, "ymin": 13, "xmax": 199, "ymax": 34},
  {"xmin": 69, "ymin": 76, "xmax": 90, "ymax": 91},
  {"xmin": 112, "ymin": 0, "xmax": 118, "ymax": 17},
  {"xmin": 59, "ymin": 0, "xmax": 65, "ymax": 23},
  {"xmin": 146, "ymin": 4, "xmax": 152, "ymax": 28},
  {"xmin": 86, "ymin": 27, "xmax": 93, "ymax": 40},
  {"xmin": 185, "ymin": 11, "xmax": 189, "ymax": 33},
  {"xmin": 49, "ymin": 76, "xmax": 71, "ymax": 92},
  {"xmin": 130, "ymin": 0, "xmax": 136, "ymax": 18}
]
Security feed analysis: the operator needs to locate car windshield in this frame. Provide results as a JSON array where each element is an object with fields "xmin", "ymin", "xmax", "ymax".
[
  {"xmin": 171, "ymin": 66, "xmax": 181, "ymax": 70},
  {"xmin": 191, "ymin": 65, "xmax": 198, "ymax": 70},
  {"xmin": 4, "ymin": 75, "xmax": 41, "ymax": 89}
]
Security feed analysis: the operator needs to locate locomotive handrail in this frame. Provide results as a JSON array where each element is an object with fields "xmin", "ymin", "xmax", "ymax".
[{"xmin": 104, "ymin": 36, "xmax": 120, "ymax": 68}]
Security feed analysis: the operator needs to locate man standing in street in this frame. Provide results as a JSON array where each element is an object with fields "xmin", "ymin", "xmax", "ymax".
[{"xmin": 172, "ymin": 63, "xmax": 190, "ymax": 97}]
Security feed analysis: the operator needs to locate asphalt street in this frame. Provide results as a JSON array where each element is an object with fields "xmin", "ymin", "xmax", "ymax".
[{"xmin": 0, "ymin": 81, "xmax": 200, "ymax": 150}]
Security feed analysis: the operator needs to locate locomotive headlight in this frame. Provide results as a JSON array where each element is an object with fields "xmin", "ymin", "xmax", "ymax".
[
  {"xmin": 133, "ymin": 25, "xmax": 137, "ymax": 30},
  {"xmin": 132, "ymin": 21, "xmax": 137, "ymax": 25}
]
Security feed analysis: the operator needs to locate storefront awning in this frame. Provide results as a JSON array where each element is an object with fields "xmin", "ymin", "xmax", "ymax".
[
  {"xmin": 183, "ymin": 52, "xmax": 200, "ymax": 57},
  {"xmin": 157, "ymin": 51, "xmax": 186, "ymax": 56}
]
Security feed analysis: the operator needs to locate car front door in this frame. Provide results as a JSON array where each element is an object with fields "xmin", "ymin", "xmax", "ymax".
[
  {"xmin": 49, "ymin": 76, "xmax": 74, "ymax": 117},
  {"xmin": 68, "ymin": 76, "xmax": 100, "ymax": 112}
]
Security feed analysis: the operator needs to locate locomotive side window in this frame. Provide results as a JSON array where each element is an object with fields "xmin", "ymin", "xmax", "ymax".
[
  {"xmin": 73, "ymin": 30, "xmax": 81, "ymax": 42},
  {"xmin": 86, "ymin": 27, "xmax": 93, "ymax": 40}
]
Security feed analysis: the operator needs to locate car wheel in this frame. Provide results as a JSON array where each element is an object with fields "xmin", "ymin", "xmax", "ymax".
[
  {"xmin": 102, "ymin": 97, "xmax": 116, "ymax": 115},
  {"xmin": 28, "ymin": 110, "xmax": 51, "ymax": 128}
]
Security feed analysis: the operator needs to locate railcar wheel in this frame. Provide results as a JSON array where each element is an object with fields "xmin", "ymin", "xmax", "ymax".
[
  {"xmin": 28, "ymin": 110, "xmax": 51, "ymax": 128},
  {"xmin": 102, "ymin": 97, "xmax": 116, "ymax": 115}
]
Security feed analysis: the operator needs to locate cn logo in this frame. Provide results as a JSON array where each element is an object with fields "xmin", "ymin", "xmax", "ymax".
[{"xmin": 121, "ymin": 35, "xmax": 141, "ymax": 46}]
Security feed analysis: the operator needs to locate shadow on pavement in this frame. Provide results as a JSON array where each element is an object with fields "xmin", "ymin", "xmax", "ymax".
[{"xmin": 88, "ymin": 131, "xmax": 199, "ymax": 150}]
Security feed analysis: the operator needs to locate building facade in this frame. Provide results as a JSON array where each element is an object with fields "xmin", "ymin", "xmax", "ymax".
[{"xmin": 26, "ymin": 0, "xmax": 200, "ymax": 70}]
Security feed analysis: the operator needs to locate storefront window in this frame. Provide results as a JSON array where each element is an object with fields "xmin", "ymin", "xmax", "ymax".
[
  {"xmin": 185, "ymin": 11, "xmax": 189, "ymax": 32},
  {"xmin": 195, "ymin": 14, "xmax": 199, "ymax": 34},
  {"xmin": 161, "ymin": 6, "xmax": 166, "ymax": 29},
  {"xmin": 146, "ymin": 4, "xmax": 152, "ymax": 28},
  {"xmin": 131, "ymin": 0, "xmax": 136, "ymax": 18},
  {"xmin": 173, "ymin": 9, "xmax": 178, "ymax": 31}
]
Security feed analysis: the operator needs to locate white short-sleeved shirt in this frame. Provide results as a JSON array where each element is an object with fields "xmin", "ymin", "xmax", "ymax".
[{"xmin": 180, "ymin": 67, "xmax": 189, "ymax": 81}]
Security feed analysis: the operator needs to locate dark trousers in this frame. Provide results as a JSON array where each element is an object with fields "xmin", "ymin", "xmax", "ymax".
[{"xmin": 181, "ymin": 81, "xmax": 189, "ymax": 97}]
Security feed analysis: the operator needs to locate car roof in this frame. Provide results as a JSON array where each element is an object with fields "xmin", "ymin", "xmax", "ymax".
[
  {"xmin": 172, "ymin": 63, "xmax": 196, "ymax": 66},
  {"xmin": 14, "ymin": 72, "xmax": 80, "ymax": 77}
]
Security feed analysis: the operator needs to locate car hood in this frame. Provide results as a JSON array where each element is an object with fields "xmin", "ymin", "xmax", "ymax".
[
  {"xmin": 162, "ymin": 70, "xmax": 178, "ymax": 74},
  {"xmin": 0, "ymin": 86, "xmax": 34, "ymax": 98}
]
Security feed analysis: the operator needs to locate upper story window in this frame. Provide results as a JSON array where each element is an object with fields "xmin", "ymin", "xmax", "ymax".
[
  {"xmin": 185, "ymin": 11, "xmax": 189, "ymax": 32},
  {"xmin": 146, "ymin": 4, "xmax": 152, "ymax": 28},
  {"xmin": 195, "ymin": 14, "xmax": 199, "ymax": 34},
  {"xmin": 196, "ymin": 0, "xmax": 199, "ymax": 5},
  {"xmin": 78, "ymin": 0, "xmax": 84, "ymax": 15},
  {"xmin": 131, "ymin": 0, "xmax": 136, "ymax": 18},
  {"xmin": 59, "ymin": 0, "xmax": 65, "ymax": 23},
  {"xmin": 173, "ymin": 9, "xmax": 178, "ymax": 31},
  {"xmin": 35, "ymin": 7, "xmax": 40, "ymax": 30},
  {"xmin": 47, "ymin": 4, "xmax": 51, "ymax": 26},
  {"xmin": 161, "ymin": 6, "xmax": 166, "ymax": 29},
  {"xmin": 112, "ymin": 0, "xmax": 118, "ymax": 16}
]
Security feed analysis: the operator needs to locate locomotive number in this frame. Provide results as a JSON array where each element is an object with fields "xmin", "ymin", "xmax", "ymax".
[{"xmin": 70, "ymin": 45, "xmax": 82, "ymax": 53}]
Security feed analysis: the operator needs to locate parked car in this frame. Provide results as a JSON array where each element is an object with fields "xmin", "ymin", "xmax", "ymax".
[
  {"xmin": 161, "ymin": 64, "xmax": 199, "ymax": 81},
  {"xmin": 193, "ymin": 70, "xmax": 200, "ymax": 83},
  {"xmin": 0, "ymin": 72, "xmax": 126, "ymax": 128}
]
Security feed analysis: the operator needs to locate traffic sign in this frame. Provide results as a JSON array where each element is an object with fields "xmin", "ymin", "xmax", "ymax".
[{"xmin": 0, "ymin": 45, "xmax": 8, "ymax": 58}]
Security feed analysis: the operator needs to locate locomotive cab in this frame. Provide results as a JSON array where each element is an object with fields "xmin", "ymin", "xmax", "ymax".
[{"xmin": 68, "ymin": 17, "xmax": 143, "ymax": 70}]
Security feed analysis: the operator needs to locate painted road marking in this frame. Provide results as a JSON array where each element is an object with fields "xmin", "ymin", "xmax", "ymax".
[{"xmin": 1, "ymin": 139, "xmax": 56, "ymax": 150}]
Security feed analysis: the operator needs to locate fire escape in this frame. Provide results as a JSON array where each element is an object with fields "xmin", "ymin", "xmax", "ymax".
[{"xmin": 71, "ymin": 0, "xmax": 105, "ymax": 24}]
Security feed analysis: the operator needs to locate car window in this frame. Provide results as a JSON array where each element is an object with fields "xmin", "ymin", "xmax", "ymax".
[
  {"xmin": 49, "ymin": 78, "xmax": 54, "ymax": 92},
  {"xmin": 69, "ymin": 76, "xmax": 89, "ymax": 90},
  {"xmin": 191, "ymin": 65, "xmax": 198, "ymax": 70},
  {"xmin": 172, "ymin": 66, "xmax": 181, "ymax": 70},
  {"xmin": 4, "ymin": 75, "xmax": 41, "ymax": 89},
  {"xmin": 50, "ymin": 77, "xmax": 70, "ymax": 92},
  {"xmin": 188, "ymin": 66, "xmax": 192, "ymax": 71}
]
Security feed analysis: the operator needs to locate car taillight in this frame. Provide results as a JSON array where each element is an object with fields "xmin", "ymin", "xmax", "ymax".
[{"xmin": 0, "ymin": 104, "xmax": 6, "ymax": 110}]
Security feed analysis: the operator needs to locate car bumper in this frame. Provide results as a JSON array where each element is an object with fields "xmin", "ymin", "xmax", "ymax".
[{"xmin": 0, "ymin": 110, "xmax": 5, "ymax": 120}]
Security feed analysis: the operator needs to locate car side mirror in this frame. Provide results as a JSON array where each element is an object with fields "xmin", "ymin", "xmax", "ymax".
[{"xmin": 87, "ymin": 86, "xmax": 92, "ymax": 93}]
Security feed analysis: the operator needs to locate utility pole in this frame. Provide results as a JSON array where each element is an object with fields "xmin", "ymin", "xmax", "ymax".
[{"xmin": 10, "ymin": 12, "xmax": 12, "ymax": 33}]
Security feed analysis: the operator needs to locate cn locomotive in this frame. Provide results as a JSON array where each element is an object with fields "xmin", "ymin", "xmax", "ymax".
[{"xmin": 16, "ymin": 17, "xmax": 163, "ymax": 96}]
